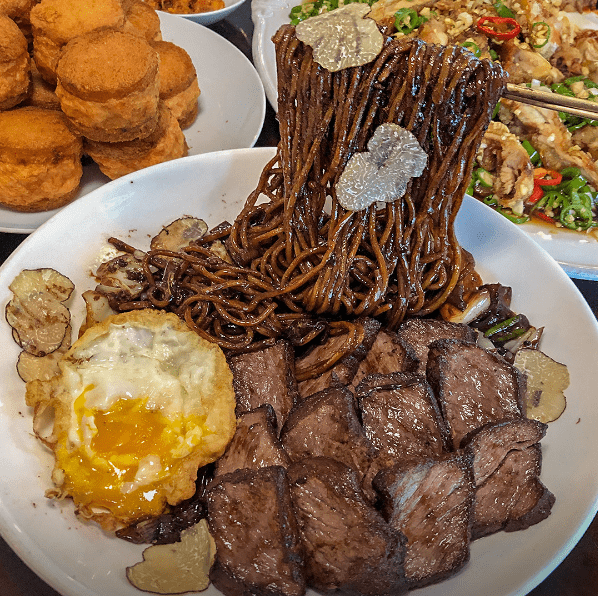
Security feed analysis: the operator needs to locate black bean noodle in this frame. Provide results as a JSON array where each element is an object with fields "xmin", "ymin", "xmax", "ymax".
[{"xmin": 109, "ymin": 27, "xmax": 506, "ymax": 376}]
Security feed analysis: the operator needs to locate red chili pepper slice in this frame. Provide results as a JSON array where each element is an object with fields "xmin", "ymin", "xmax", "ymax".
[
  {"xmin": 533, "ymin": 211, "xmax": 556, "ymax": 224},
  {"xmin": 477, "ymin": 16, "xmax": 521, "ymax": 40},
  {"xmin": 533, "ymin": 168, "xmax": 562, "ymax": 186},
  {"xmin": 528, "ymin": 183, "xmax": 544, "ymax": 204}
]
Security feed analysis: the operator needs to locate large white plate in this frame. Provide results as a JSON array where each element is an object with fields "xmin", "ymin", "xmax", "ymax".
[
  {"xmin": 0, "ymin": 11, "xmax": 265, "ymax": 235},
  {"xmin": 251, "ymin": 0, "xmax": 598, "ymax": 279},
  {"xmin": 1, "ymin": 147, "xmax": 598, "ymax": 596}
]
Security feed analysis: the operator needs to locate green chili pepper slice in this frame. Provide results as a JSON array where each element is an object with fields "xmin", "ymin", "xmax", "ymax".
[
  {"xmin": 394, "ymin": 8, "xmax": 421, "ymax": 34},
  {"xmin": 461, "ymin": 41, "xmax": 482, "ymax": 57},
  {"xmin": 521, "ymin": 140, "xmax": 542, "ymax": 166},
  {"xmin": 531, "ymin": 21, "xmax": 551, "ymax": 48},
  {"xmin": 496, "ymin": 206, "xmax": 530, "ymax": 224},
  {"xmin": 493, "ymin": 0, "xmax": 516, "ymax": 19}
]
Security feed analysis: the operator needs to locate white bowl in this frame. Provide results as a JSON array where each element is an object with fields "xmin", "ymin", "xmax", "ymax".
[{"xmin": 160, "ymin": 0, "xmax": 248, "ymax": 26}]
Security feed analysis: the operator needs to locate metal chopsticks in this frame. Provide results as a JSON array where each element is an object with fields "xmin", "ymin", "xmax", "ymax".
[{"xmin": 503, "ymin": 82, "xmax": 598, "ymax": 120}]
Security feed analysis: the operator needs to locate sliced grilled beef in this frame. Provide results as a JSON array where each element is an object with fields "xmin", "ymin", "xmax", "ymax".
[
  {"xmin": 281, "ymin": 386, "xmax": 376, "ymax": 497},
  {"xmin": 426, "ymin": 339, "xmax": 525, "ymax": 449},
  {"xmin": 356, "ymin": 372, "xmax": 449, "ymax": 460},
  {"xmin": 395, "ymin": 318, "xmax": 477, "ymax": 374},
  {"xmin": 206, "ymin": 466, "xmax": 306, "ymax": 596},
  {"xmin": 374, "ymin": 453, "xmax": 475, "ymax": 589},
  {"xmin": 214, "ymin": 405, "xmax": 290, "ymax": 479},
  {"xmin": 463, "ymin": 418, "xmax": 554, "ymax": 539},
  {"xmin": 228, "ymin": 340, "xmax": 299, "ymax": 433},
  {"xmin": 296, "ymin": 317, "xmax": 380, "ymax": 399},
  {"xmin": 351, "ymin": 329, "xmax": 417, "ymax": 388},
  {"xmin": 288, "ymin": 457, "xmax": 407, "ymax": 596}
]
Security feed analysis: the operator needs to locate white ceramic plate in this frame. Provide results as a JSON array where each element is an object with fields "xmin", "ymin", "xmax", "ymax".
[
  {"xmin": 0, "ymin": 147, "xmax": 597, "ymax": 596},
  {"xmin": 251, "ymin": 0, "xmax": 598, "ymax": 279},
  {"xmin": 160, "ymin": 0, "xmax": 248, "ymax": 26},
  {"xmin": 0, "ymin": 11, "xmax": 265, "ymax": 235}
]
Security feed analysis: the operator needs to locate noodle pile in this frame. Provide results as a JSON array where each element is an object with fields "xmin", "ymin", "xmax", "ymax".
[{"xmin": 111, "ymin": 25, "xmax": 506, "ymax": 361}]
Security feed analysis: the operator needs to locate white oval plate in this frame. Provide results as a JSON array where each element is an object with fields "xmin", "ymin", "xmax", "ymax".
[
  {"xmin": 251, "ymin": 0, "xmax": 598, "ymax": 279},
  {"xmin": 0, "ymin": 147, "xmax": 598, "ymax": 596},
  {"xmin": 160, "ymin": 0, "xmax": 248, "ymax": 26},
  {"xmin": 0, "ymin": 11, "xmax": 265, "ymax": 235}
]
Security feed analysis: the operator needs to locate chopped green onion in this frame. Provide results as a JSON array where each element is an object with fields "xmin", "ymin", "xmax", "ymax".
[
  {"xmin": 551, "ymin": 83, "xmax": 576, "ymax": 97},
  {"xmin": 564, "ymin": 75, "xmax": 586, "ymax": 84},
  {"xmin": 496, "ymin": 328, "xmax": 527, "ymax": 342},
  {"xmin": 484, "ymin": 315, "xmax": 521, "ymax": 338},
  {"xmin": 489, "ymin": 48, "xmax": 499, "ymax": 61}
]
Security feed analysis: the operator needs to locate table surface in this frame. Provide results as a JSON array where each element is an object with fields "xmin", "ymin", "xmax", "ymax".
[{"xmin": 1, "ymin": 2, "xmax": 597, "ymax": 595}]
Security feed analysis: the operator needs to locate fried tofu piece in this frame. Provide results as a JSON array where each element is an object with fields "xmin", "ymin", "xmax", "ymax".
[
  {"xmin": 84, "ymin": 101, "xmax": 187, "ymax": 179},
  {"xmin": 153, "ymin": 40, "xmax": 200, "ymax": 129},
  {"xmin": 0, "ymin": 0, "xmax": 34, "ymax": 20},
  {"xmin": 56, "ymin": 29, "xmax": 160, "ymax": 142},
  {"xmin": 30, "ymin": 0, "xmax": 126, "ymax": 84},
  {"xmin": 0, "ymin": 107, "xmax": 83, "ymax": 211},
  {"xmin": 123, "ymin": 0, "xmax": 162, "ymax": 43},
  {"xmin": 21, "ymin": 60, "xmax": 61, "ymax": 110},
  {"xmin": 0, "ymin": 14, "xmax": 29, "ymax": 110}
]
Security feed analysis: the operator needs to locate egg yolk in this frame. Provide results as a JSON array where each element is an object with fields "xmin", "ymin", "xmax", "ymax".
[{"xmin": 55, "ymin": 390, "xmax": 188, "ymax": 521}]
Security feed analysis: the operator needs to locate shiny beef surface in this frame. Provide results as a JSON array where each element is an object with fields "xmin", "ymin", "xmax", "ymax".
[
  {"xmin": 207, "ymin": 466, "xmax": 306, "ymax": 596},
  {"xmin": 426, "ymin": 338, "xmax": 525, "ymax": 449},
  {"xmin": 287, "ymin": 457, "xmax": 408, "ymax": 596}
]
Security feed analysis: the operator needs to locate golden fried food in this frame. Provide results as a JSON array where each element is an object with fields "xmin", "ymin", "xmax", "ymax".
[
  {"xmin": 22, "ymin": 60, "xmax": 61, "ymax": 110},
  {"xmin": 30, "ymin": 0, "xmax": 126, "ymax": 84},
  {"xmin": 0, "ymin": 107, "xmax": 83, "ymax": 212},
  {"xmin": 123, "ymin": 0, "xmax": 162, "ymax": 43},
  {"xmin": 0, "ymin": 14, "xmax": 29, "ymax": 110},
  {"xmin": 84, "ymin": 101, "xmax": 188, "ymax": 179},
  {"xmin": 56, "ymin": 29, "xmax": 160, "ymax": 142},
  {"xmin": 153, "ymin": 40, "xmax": 199, "ymax": 128},
  {"xmin": 145, "ymin": 0, "xmax": 225, "ymax": 14},
  {"xmin": 25, "ymin": 308, "xmax": 236, "ymax": 531},
  {"xmin": 0, "ymin": 0, "xmax": 33, "ymax": 19}
]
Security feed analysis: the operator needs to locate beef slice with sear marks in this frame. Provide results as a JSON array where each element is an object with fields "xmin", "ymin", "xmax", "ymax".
[
  {"xmin": 288, "ymin": 457, "xmax": 407, "ymax": 596},
  {"xmin": 426, "ymin": 338, "xmax": 525, "ymax": 450}
]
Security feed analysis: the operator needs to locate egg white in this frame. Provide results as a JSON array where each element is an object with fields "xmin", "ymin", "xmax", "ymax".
[{"xmin": 26, "ymin": 309, "xmax": 236, "ymax": 530}]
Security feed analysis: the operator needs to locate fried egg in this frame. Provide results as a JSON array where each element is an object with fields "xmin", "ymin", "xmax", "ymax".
[{"xmin": 26, "ymin": 309, "xmax": 236, "ymax": 531}]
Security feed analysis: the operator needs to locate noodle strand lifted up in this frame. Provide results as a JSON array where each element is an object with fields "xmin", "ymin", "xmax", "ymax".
[
  {"xmin": 113, "ymin": 26, "xmax": 506, "ymax": 366},
  {"xmin": 226, "ymin": 28, "xmax": 505, "ymax": 325}
]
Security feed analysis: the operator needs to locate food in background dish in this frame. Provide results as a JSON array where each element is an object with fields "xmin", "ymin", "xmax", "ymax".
[
  {"xmin": 0, "ymin": 13, "xmax": 29, "ymax": 109},
  {"xmin": 56, "ymin": 29, "xmax": 160, "ymax": 142},
  {"xmin": 153, "ymin": 40, "xmax": 201, "ymax": 128},
  {"xmin": 0, "ymin": 107, "xmax": 83, "ymax": 211},
  {"xmin": 290, "ymin": 0, "xmax": 598, "ymax": 237},
  {"xmin": 0, "ymin": 0, "xmax": 34, "ymax": 19},
  {"xmin": 144, "ymin": 0, "xmax": 225, "ymax": 15},
  {"xmin": 30, "ymin": 0, "xmax": 126, "ymax": 85},
  {"xmin": 25, "ymin": 308, "xmax": 236, "ymax": 531},
  {"xmin": 0, "ymin": 0, "xmax": 201, "ymax": 212},
  {"xmin": 123, "ymin": 0, "xmax": 163, "ymax": 42},
  {"xmin": 21, "ymin": 60, "xmax": 61, "ymax": 110},
  {"xmin": 84, "ymin": 101, "xmax": 188, "ymax": 180}
]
